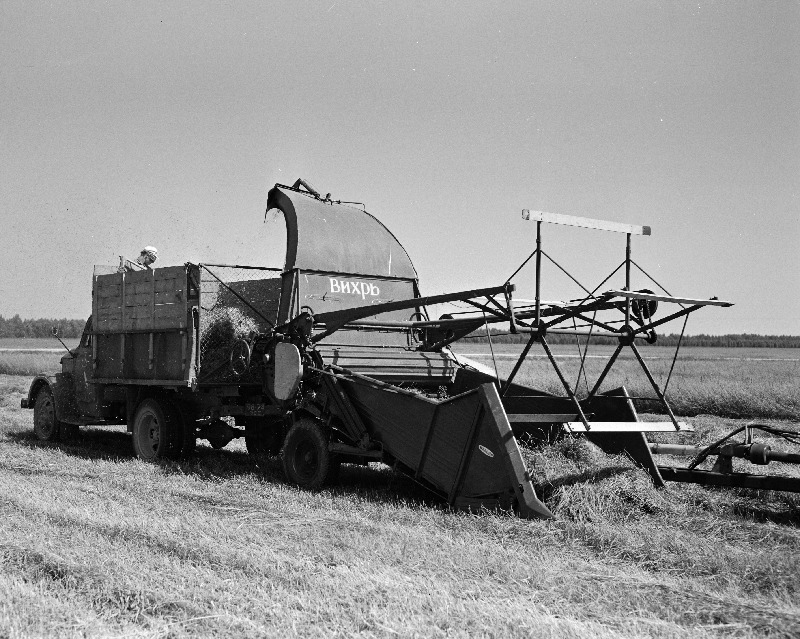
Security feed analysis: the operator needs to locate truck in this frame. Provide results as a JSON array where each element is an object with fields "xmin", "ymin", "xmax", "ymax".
[{"xmin": 23, "ymin": 179, "xmax": 744, "ymax": 518}]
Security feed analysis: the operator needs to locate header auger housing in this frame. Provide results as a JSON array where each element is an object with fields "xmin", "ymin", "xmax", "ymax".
[{"xmin": 26, "ymin": 178, "xmax": 797, "ymax": 518}]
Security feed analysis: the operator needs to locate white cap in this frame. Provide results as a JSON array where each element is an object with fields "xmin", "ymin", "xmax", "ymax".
[{"xmin": 136, "ymin": 246, "xmax": 158, "ymax": 266}]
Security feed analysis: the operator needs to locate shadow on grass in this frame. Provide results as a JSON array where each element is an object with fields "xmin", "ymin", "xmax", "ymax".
[
  {"xmin": 14, "ymin": 427, "xmax": 799, "ymax": 524},
  {"xmin": 8, "ymin": 427, "xmax": 134, "ymax": 461},
  {"xmin": 730, "ymin": 493, "xmax": 800, "ymax": 526},
  {"xmin": 7, "ymin": 426, "xmax": 446, "ymax": 513}
]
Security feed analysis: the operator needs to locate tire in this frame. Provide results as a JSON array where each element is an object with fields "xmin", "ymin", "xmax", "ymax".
[
  {"xmin": 281, "ymin": 418, "xmax": 331, "ymax": 490},
  {"xmin": 245, "ymin": 417, "xmax": 284, "ymax": 465},
  {"xmin": 33, "ymin": 386, "xmax": 61, "ymax": 442},
  {"xmin": 131, "ymin": 398, "xmax": 182, "ymax": 461}
]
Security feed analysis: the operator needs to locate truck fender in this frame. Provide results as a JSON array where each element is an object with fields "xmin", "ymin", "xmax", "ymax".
[
  {"xmin": 125, "ymin": 386, "xmax": 146, "ymax": 432},
  {"xmin": 22, "ymin": 374, "xmax": 76, "ymax": 422}
]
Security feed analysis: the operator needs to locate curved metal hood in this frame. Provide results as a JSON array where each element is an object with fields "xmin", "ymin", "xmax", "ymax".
[{"xmin": 266, "ymin": 184, "xmax": 418, "ymax": 280}]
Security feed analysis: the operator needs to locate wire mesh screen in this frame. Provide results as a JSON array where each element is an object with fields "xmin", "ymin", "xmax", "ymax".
[{"xmin": 198, "ymin": 264, "xmax": 282, "ymax": 382}]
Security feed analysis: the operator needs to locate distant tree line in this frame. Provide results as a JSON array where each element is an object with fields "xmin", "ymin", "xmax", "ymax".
[
  {"xmin": 0, "ymin": 315, "xmax": 87, "ymax": 338},
  {"xmin": 1, "ymin": 314, "xmax": 798, "ymax": 348},
  {"xmin": 461, "ymin": 330, "xmax": 800, "ymax": 348}
]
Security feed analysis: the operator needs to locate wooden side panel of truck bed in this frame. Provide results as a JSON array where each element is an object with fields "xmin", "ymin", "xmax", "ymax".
[{"xmin": 92, "ymin": 265, "xmax": 197, "ymax": 384}]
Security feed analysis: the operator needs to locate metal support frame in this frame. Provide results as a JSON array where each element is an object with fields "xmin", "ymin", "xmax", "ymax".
[
  {"xmin": 629, "ymin": 342, "xmax": 681, "ymax": 429},
  {"xmin": 535, "ymin": 221, "xmax": 542, "ymax": 326},
  {"xmin": 303, "ymin": 207, "xmax": 731, "ymax": 440},
  {"xmin": 510, "ymin": 209, "xmax": 731, "ymax": 430},
  {"xmin": 625, "ymin": 233, "xmax": 631, "ymax": 325},
  {"xmin": 504, "ymin": 210, "xmax": 727, "ymax": 429},
  {"xmin": 500, "ymin": 331, "xmax": 537, "ymax": 396},
  {"xmin": 539, "ymin": 335, "xmax": 591, "ymax": 430},
  {"xmin": 588, "ymin": 344, "xmax": 624, "ymax": 397},
  {"xmin": 310, "ymin": 284, "xmax": 513, "ymax": 342},
  {"xmin": 501, "ymin": 217, "xmax": 667, "ymax": 429},
  {"xmin": 658, "ymin": 468, "xmax": 800, "ymax": 492}
]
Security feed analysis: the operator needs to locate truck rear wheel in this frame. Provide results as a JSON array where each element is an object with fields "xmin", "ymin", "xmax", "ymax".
[
  {"xmin": 33, "ymin": 387, "xmax": 62, "ymax": 442},
  {"xmin": 281, "ymin": 418, "xmax": 331, "ymax": 490},
  {"xmin": 132, "ymin": 398, "xmax": 181, "ymax": 461}
]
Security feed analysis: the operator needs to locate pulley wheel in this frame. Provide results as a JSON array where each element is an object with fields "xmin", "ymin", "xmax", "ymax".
[{"xmin": 230, "ymin": 339, "xmax": 252, "ymax": 376}]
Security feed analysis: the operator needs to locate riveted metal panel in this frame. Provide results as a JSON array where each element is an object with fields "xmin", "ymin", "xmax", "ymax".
[{"xmin": 267, "ymin": 185, "xmax": 417, "ymax": 279}]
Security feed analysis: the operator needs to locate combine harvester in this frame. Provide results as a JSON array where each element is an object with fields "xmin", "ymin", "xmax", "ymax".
[{"xmin": 24, "ymin": 179, "xmax": 797, "ymax": 518}]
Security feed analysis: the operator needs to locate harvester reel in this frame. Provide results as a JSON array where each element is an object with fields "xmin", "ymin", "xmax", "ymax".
[{"xmin": 229, "ymin": 339, "xmax": 252, "ymax": 376}]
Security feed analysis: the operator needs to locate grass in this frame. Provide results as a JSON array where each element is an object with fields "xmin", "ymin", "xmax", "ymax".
[
  {"xmin": 2, "ymin": 344, "xmax": 798, "ymax": 420},
  {"xmin": 0, "ymin": 352, "xmax": 65, "ymax": 376},
  {"xmin": 0, "ymin": 337, "xmax": 80, "ymax": 350},
  {"xmin": 454, "ymin": 345, "xmax": 800, "ymax": 421},
  {"xmin": 2, "ymin": 373, "xmax": 800, "ymax": 637},
  {"xmin": 0, "ymin": 338, "xmax": 74, "ymax": 376}
]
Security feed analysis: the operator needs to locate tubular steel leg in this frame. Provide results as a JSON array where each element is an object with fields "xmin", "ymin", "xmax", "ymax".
[
  {"xmin": 540, "ymin": 336, "xmax": 591, "ymax": 430},
  {"xmin": 503, "ymin": 287, "xmax": 518, "ymax": 334},
  {"xmin": 483, "ymin": 313, "xmax": 501, "ymax": 392},
  {"xmin": 625, "ymin": 233, "xmax": 631, "ymax": 325},
  {"xmin": 588, "ymin": 343, "xmax": 623, "ymax": 398},
  {"xmin": 535, "ymin": 221, "xmax": 542, "ymax": 325},
  {"xmin": 501, "ymin": 332, "xmax": 537, "ymax": 397},
  {"xmin": 629, "ymin": 342, "xmax": 681, "ymax": 430},
  {"xmin": 574, "ymin": 310, "xmax": 596, "ymax": 394},
  {"xmin": 663, "ymin": 315, "xmax": 688, "ymax": 396}
]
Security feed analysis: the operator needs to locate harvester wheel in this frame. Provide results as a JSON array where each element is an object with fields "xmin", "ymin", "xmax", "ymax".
[
  {"xmin": 281, "ymin": 418, "xmax": 331, "ymax": 490},
  {"xmin": 132, "ymin": 398, "xmax": 181, "ymax": 461},
  {"xmin": 33, "ymin": 386, "xmax": 62, "ymax": 442}
]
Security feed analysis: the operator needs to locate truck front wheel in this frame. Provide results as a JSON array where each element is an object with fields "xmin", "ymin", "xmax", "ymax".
[
  {"xmin": 132, "ymin": 398, "xmax": 181, "ymax": 461},
  {"xmin": 33, "ymin": 387, "xmax": 62, "ymax": 442}
]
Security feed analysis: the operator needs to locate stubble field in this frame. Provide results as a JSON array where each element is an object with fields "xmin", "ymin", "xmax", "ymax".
[
  {"xmin": 453, "ymin": 344, "xmax": 800, "ymax": 421},
  {"xmin": 1, "ymin": 342, "xmax": 799, "ymax": 637}
]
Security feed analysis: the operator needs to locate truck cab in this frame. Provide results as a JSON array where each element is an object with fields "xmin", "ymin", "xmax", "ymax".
[{"xmin": 60, "ymin": 317, "xmax": 101, "ymax": 417}]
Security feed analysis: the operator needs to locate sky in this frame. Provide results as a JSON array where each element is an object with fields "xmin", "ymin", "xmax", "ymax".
[{"xmin": 1, "ymin": 1, "xmax": 797, "ymax": 335}]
